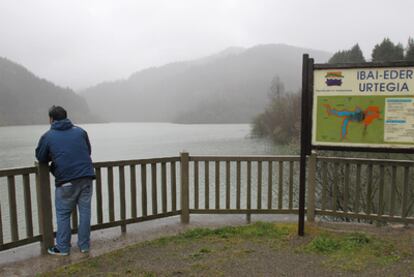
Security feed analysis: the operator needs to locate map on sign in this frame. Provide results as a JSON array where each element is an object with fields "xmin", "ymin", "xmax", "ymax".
[
  {"xmin": 316, "ymin": 96, "xmax": 383, "ymax": 143},
  {"xmin": 312, "ymin": 67, "xmax": 414, "ymax": 148}
]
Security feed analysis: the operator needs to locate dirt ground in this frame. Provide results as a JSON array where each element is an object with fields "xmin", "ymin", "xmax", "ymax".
[{"xmin": 1, "ymin": 215, "xmax": 413, "ymax": 277}]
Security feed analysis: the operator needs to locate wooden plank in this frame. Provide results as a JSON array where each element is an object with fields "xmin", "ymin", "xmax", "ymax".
[
  {"xmin": 278, "ymin": 161, "xmax": 283, "ymax": 209},
  {"xmin": 108, "ymin": 167, "xmax": 115, "ymax": 222},
  {"xmin": 0, "ymin": 196, "xmax": 3, "ymax": 244},
  {"xmin": 35, "ymin": 162, "xmax": 54, "ymax": 254},
  {"xmin": 315, "ymin": 210, "xmax": 414, "ymax": 224},
  {"xmin": 0, "ymin": 235, "xmax": 42, "ymax": 251},
  {"xmin": 151, "ymin": 163, "xmax": 158, "ymax": 215},
  {"xmin": 194, "ymin": 161, "xmax": 199, "ymax": 210},
  {"xmin": 215, "ymin": 161, "xmax": 220, "ymax": 209},
  {"xmin": 226, "ymin": 161, "xmax": 230, "ymax": 209},
  {"xmin": 22, "ymin": 174, "xmax": 33, "ymax": 238},
  {"xmin": 366, "ymin": 164, "xmax": 373, "ymax": 215},
  {"xmin": 141, "ymin": 164, "xmax": 148, "ymax": 217},
  {"xmin": 190, "ymin": 209, "xmax": 299, "ymax": 215},
  {"xmin": 378, "ymin": 165, "xmax": 385, "ymax": 216},
  {"xmin": 390, "ymin": 166, "xmax": 397, "ymax": 217},
  {"xmin": 190, "ymin": 155, "xmax": 300, "ymax": 162},
  {"xmin": 90, "ymin": 211, "xmax": 181, "ymax": 232},
  {"xmin": 130, "ymin": 165, "xmax": 137, "ymax": 218},
  {"xmin": 71, "ymin": 208, "xmax": 78, "ymax": 232},
  {"xmin": 7, "ymin": 176, "xmax": 18, "ymax": 241},
  {"xmin": 354, "ymin": 164, "xmax": 361, "ymax": 213},
  {"xmin": 247, "ymin": 161, "xmax": 251, "ymax": 210},
  {"xmin": 93, "ymin": 157, "xmax": 180, "ymax": 168},
  {"xmin": 180, "ymin": 152, "xmax": 190, "ymax": 223},
  {"xmin": 236, "ymin": 161, "xmax": 241, "ymax": 210},
  {"xmin": 268, "ymin": 161, "xmax": 273, "ymax": 210},
  {"xmin": 318, "ymin": 156, "xmax": 414, "ymax": 166},
  {"xmin": 332, "ymin": 163, "xmax": 338, "ymax": 212},
  {"xmin": 306, "ymin": 152, "xmax": 317, "ymax": 222},
  {"xmin": 257, "ymin": 161, "xmax": 262, "ymax": 209},
  {"xmin": 0, "ymin": 167, "xmax": 36, "ymax": 178},
  {"xmin": 119, "ymin": 166, "xmax": 126, "ymax": 232},
  {"xmin": 205, "ymin": 161, "xmax": 209, "ymax": 210},
  {"xmin": 401, "ymin": 166, "xmax": 409, "ymax": 218},
  {"xmin": 288, "ymin": 161, "xmax": 294, "ymax": 210},
  {"xmin": 170, "ymin": 162, "xmax": 177, "ymax": 212},
  {"xmin": 95, "ymin": 168, "xmax": 103, "ymax": 224},
  {"xmin": 161, "ymin": 162, "xmax": 167, "ymax": 214},
  {"xmin": 322, "ymin": 162, "xmax": 327, "ymax": 210},
  {"xmin": 344, "ymin": 164, "xmax": 350, "ymax": 213}
]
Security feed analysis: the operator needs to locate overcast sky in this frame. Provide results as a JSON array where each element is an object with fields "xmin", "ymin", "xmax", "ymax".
[{"xmin": 0, "ymin": 0, "xmax": 413, "ymax": 89}]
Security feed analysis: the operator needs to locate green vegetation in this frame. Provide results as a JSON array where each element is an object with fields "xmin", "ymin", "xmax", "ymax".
[
  {"xmin": 372, "ymin": 38, "xmax": 404, "ymax": 62},
  {"xmin": 406, "ymin": 37, "xmax": 414, "ymax": 61},
  {"xmin": 304, "ymin": 232, "xmax": 403, "ymax": 271},
  {"xmin": 328, "ymin": 44, "xmax": 365, "ymax": 63},
  {"xmin": 41, "ymin": 222, "xmax": 413, "ymax": 276},
  {"xmin": 252, "ymin": 77, "xmax": 301, "ymax": 146}
]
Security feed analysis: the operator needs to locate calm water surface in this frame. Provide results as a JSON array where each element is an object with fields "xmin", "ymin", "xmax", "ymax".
[{"xmin": 0, "ymin": 122, "xmax": 286, "ymax": 169}]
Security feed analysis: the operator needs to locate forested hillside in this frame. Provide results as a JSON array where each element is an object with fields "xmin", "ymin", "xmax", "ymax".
[
  {"xmin": 81, "ymin": 44, "xmax": 331, "ymax": 123},
  {"xmin": 0, "ymin": 57, "xmax": 99, "ymax": 126}
]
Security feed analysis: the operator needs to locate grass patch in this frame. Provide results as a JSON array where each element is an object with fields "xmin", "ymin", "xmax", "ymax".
[
  {"xmin": 304, "ymin": 232, "xmax": 401, "ymax": 271},
  {"xmin": 40, "ymin": 222, "xmax": 412, "ymax": 276},
  {"xmin": 180, "ymin": 222, "xmax": 294, "ymax": 240}
]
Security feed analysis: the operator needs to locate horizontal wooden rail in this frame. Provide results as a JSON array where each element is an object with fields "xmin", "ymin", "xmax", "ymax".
[
  {"xmin": 93, "ymin": 157, "xmax": 180, "ymax": 168},
  {"xmin": 190, "ymin": 155, "xmax": 299, "ymax": 162},
  {"xmin": 318, "ymin": 156, "xmax": 414, "ymax": 166},
  {"xmin": 0, "ymin": 167, "xmax": 36, "ymax": 178}
]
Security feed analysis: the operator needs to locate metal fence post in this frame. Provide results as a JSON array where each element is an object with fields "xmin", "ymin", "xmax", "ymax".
[
  {"xmin": 35, "ymin": 162, "xmax": 54, "ymax": 254},
  {"xmin": 180, "ymin": 152, "xmax": 190, "ymax": 224},
  {"xmin": 307, "ymin": 151, "xmax": 317, "ymax": 222}
]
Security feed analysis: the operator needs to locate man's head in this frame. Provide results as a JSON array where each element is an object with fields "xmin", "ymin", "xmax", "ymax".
[{"xmin": 48, "ymin": 106, "xmax": 67, "ymax": 123}]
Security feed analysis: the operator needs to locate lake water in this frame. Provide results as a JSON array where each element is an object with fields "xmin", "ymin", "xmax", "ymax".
[
  {"xmin": 0, "ymin": 122, "xmax": 286, "ymax": 169},
  {"xmin": 0, "ymin": 123, "xmax": 296, "ymax": 243}
]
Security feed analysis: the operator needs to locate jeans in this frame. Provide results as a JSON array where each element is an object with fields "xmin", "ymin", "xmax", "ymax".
[{"xmin": 55, "ymin": 177, "xmax": 93, "ymax": 253}]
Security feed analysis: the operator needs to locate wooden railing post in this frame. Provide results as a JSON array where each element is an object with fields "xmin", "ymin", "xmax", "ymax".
[
  {"xmin": 180, "ymin": 152, "xmax": 190, "ymax": 224},
  {"xmin": 307, "ymin": 151, "xmax": 317, "ymax": 222},
  {"xmin": 35, "ymin": 162, "xmax": 54, "ymax": 254}
]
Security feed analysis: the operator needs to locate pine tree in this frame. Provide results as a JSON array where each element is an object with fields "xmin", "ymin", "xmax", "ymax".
[
  {"xmin": 371, "ymin": 38, "xmax": 404, "ymax": 62},
  {"xmin": 328, "ymin": 44, "xmax": 365, "ymax": 64},
  {"xmin": 405, "ymin": 37, "xmax": 414, "ymax": 61},
  {"xmin": 348, "ymin": 44, "xmax": 365, "ymax": 62}
]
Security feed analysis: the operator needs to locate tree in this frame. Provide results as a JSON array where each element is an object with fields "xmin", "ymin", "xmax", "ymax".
[
  {"xmin": 328, "ymin": 44, "xmax": 365, "ymax": 64},
  {"xmin": 405, "ymin": 37, "xmax": 414, "ymax": 61},
  {"xmin": 252, "ymin": 77, "xmax": 301, "ymax": 145},
  {"xmin": 348, "ymin": 44, "xmax": 365, "ymax": 63},
  {"xmin": 268, "ymin": 76, "xmax": 285, "ymax": 99},
  {"xmin": 371, "ymin": 38, "xmax": 404, "ymax": 62}
]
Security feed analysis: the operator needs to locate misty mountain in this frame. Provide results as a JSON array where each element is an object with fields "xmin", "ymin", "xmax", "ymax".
[
  {"xmin": 0, "ymin": 57, "xmax": 99, "ymax": 126},
  {"xmin": 81, "ymin": 44, "xmax": 331, "ymax": 123}
]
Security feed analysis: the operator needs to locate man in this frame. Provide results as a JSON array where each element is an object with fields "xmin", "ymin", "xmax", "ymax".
[{"xmin": 36, "ymin": 106, "xmax": 95, "ymax": 256}]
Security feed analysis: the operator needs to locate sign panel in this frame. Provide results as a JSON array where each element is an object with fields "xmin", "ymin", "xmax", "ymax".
[{"xmin": 312, "ymin": 67, "xmax": 414, "ymax": 148}]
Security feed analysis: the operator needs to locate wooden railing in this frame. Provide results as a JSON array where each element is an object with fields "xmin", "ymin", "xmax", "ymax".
[
  {"xmin": 0, "ymin": 152, "xmax": 413, "ymax": 254},
  {"xmin": 188, "ymin": 155, "xmax": 300, "ymax": 216},
  {"xmin": 307, "ymin": 153, "xmax": 414, "ymax": 224}
]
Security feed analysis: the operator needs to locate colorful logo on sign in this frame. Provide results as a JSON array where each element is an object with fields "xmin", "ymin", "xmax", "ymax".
[{"xmin": 325, "ymin": 72, "xmax": 344, "ymax": 86}]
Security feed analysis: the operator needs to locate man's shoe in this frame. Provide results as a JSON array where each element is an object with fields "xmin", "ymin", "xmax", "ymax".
[
  {"xmin": 80, "ymin": 248, "xmax": 89, "ymax": 254},
  {"xmin": 47, "ymin": 246, "xmax": 69, "ymax": 256}
]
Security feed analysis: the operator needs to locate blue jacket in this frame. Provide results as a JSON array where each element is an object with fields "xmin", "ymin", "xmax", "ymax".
[{"xmin": 36, "ymin": 119, "xmax": 95, "ymax": 186}]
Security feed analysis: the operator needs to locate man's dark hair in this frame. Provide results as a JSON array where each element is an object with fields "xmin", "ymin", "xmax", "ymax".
[{"xmin": 48, "ymin": 106, "xmax": 67, "ymax": 121}]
